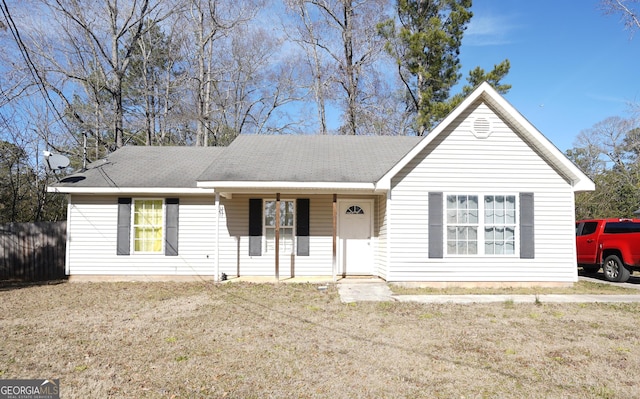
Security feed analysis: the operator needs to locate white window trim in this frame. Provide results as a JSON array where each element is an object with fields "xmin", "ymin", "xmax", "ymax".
[
  {"xmin": 263, "ymin": 199, "xmax": 296, "ymax": 255},
  {"xmin": 444, "ymin": 192, "xmax": 519, "ymax": 257},
  {"xmin": 131, "ymin": 198, "xmax": 165, "ymax": 255}
]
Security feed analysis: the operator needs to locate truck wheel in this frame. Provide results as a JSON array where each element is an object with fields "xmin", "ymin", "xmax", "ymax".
[
  {"xmin": 603, "ymin": 255, "xmax": 631, "ymax": 282},
  {"xmin": 581, "ymin": 265, "xmax": 600, "ymax": 274}
]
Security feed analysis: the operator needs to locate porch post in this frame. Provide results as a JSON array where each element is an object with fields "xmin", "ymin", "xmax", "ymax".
[
  {"xmin": 215, "ymin": 192, "xmax": 220, "ymax": 282},
  {"xmin": 386, "ymin": 190, "xmax": 391, "ymax": 282},
  {"xmin": 332, "ymin": 194, "xmax": 337, "ymax": 282},
  {"xmin": 275, "ymin": 193, "xmax": 280, "ymax": 280}
]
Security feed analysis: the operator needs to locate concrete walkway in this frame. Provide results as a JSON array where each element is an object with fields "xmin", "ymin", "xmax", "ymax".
[
  {"xmin": 336, "ymin": 279, "xmax": 395, "ymax": 303},
  {"xmin": 336, "ymin": 277, "xmax": 640, "ymax": 304}
]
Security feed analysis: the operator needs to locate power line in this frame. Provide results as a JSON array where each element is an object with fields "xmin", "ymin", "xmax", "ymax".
[{"xmin": 0, "ymin": 0, "xmax": 81, "ymax": 149}]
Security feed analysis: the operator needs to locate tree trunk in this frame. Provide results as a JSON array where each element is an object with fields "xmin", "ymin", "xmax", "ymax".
[{"xmin": 342, "ymin": 0, "xmax": 357, "ymax": 135}]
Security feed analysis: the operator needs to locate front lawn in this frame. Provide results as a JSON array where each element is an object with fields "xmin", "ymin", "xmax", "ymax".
[
  {"xmin": 1, "ymin": 281, "xmax": 639, "ymax": 398},
  {"xmin": 390, "ymin": 280, "xmax": 640, "ymax": 295}
]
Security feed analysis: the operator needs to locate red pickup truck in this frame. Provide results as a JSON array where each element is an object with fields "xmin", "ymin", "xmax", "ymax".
[{"xmin": 575, "ymin": 219, "xmax": 640, "ymax": 282}]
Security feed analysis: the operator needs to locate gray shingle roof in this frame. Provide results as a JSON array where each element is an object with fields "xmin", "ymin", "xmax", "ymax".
[
  {"xmin": 55, "ymin": 146, "xmax": 223, "ymax": 188},
  {"xmin": 198, "ymin": 135, "xmax": 422, "ymax": 183},
  {"xmin": 52, "ymin": 135, "xmax": 422, "ymax": 190}
]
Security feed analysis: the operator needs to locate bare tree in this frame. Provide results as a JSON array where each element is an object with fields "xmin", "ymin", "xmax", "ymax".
[
  {"xmin": 185, "ymin": 0, "xmax": 303, "ymax": 144},
  {"xmin": 0, "ymin": 111, "xmax": 66, "ymax": 223},
  {"xmin": 570, "ymin": 116, "xmax": 640, "ymax": 219},
  {"xmin": 286, "ymin": 0, "xmax": 391, "ymax": 135},
  {"xmin": 185, "ymin": 0, "xmax": 263, "ymax": 146},
  {"xmin": 602, "ymin": 0, "xmax": 640, "ymax": 118},
  {"xmin": 602, "ymin": 0, "xmax": 640, "ymax": 34},
  {"xmin": 125, "ymin": 17, "xmax": 190, "ymax": 146},
  {"xmin": 285, "ymin": 0, "xmax": 334, "ymax": 134},
  {"xmin": 11, "ymin": 0, "xmax": 172, "ymax": 150},
  {"xmin": 219, "ymin": 25, "xmax": 304, "ymax": 139},
  {"xmin": 575, "ymin": 117, "xmax": 639, "ymax": 173}
]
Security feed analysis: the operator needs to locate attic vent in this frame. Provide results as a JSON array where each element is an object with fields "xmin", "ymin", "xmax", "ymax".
[{"xmin": 471, "ymin": 117, "xmax": 492, "ymax": 139}]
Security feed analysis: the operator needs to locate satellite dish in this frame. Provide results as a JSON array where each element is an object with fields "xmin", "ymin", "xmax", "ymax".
[{"xmin": 43, "ymin": 151, "xmax": 70, "ymax": 171}]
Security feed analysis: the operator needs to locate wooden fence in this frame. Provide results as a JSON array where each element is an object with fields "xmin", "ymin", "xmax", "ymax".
[{"xmin": 0, "ymin": 222, "xmax": 67, "ymax": 282}]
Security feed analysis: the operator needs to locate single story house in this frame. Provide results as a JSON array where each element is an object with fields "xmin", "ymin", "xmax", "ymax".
[{"xmin": 48, "ymin": 82, "xmax": 595, "ymax": 285}]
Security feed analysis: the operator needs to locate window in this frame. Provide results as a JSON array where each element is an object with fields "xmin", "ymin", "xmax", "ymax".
[
  {"xmin": 604, "ymin": 221, "xmax": 640, "ymax": 234},
  {"xmin": 264, "ymin": 200, "xmax": 295, "ymax": 253},
  {"xmin": 577, "ymin": 221, "xmax": 598, "ymax": 236},
  {"xmin": 446, "ymin": 195, "xmax": 479, "ymax": 255},
  {"xmin": 345, "ymin": 205, "xmax": 364, "ymax": 215},
  {"xmin": 133, "ymin": 199, "xmax": 164, "ymax": 253},
  {"xmin": 484, "ymin": 195, "xmax": 516, "ymax": 255},
  {"xmin": 446, "ymin": 194, "xmax": 517, "ymax": 256},
  {"xmin": 248, "ymin": 198, "xmax": 309, "ymax": 257}
]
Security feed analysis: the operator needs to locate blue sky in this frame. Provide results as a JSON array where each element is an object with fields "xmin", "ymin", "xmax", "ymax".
[{"xmin": 459, "ymin": 0, "xmax": 640, "ymax": 152}]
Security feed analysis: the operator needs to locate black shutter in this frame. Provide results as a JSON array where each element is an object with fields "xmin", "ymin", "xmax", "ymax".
[
  {"xmin": 297, "ymin": 199, "xmax": 310, "ymax": 256},
  {"xmin": 117, "ymin": 197, "xmax": 132, "ymax": 256},
  {"xmin": 165, "ymin": 198, "xmax": 179, "ymax": 256},
  {"xmin": 428, "ymin": 192, "xmax": 443, "ymax": 258},
  {"xmin": 520, "ymin": 192, "xmax": 535, "ymax": 259},
  {"xmin": 249, "ymin": 198, "xmax": 262, "ymax": 256}
]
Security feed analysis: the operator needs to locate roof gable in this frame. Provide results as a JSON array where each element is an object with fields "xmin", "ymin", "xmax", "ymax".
[{"xmin": 378, "ymin": 82, "xmax": 595, "ymax": 192}]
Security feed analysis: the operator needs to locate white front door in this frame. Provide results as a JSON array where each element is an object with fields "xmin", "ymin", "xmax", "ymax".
[{"xmin": 338, "ymin": 200, "xmax": 373, "ymax": 275}]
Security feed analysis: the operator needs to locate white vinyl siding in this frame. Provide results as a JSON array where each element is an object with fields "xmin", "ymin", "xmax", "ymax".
[
  {"xmin": 216, "ymin": 194, "xmax": 335, "ymax": 277},
  {"xmin": 388, "ymin": 100, "xmax": 578, "ymax": 283},
  {"xmin": 67, "ymin": 195, "xmax": 217, "ymax": 276}
]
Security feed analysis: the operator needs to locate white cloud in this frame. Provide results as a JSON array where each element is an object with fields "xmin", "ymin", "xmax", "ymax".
[
  {"xmin": 465, "ymin": 14, "xmax": 518, "ymax": 46},
  {"xmin": 586, "ymin": 92, "xmax": 634, "ymax": 105}
]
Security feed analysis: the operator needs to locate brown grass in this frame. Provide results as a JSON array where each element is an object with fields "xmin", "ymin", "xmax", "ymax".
[
  {"xmin": 2, "ymin": 281, "xmax": 640, "ymax": 398},
  {"xmin": 390, "ymin": 280, "xmax": 640, "ymax": 295}
]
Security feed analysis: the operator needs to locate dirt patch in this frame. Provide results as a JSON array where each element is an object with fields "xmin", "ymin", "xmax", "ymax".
[{"xmin": 2, "ymin": 281, "xmax": 640, "ymax": 398}]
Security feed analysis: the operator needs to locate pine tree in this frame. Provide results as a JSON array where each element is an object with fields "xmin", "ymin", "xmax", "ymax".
[{"xmin": 380, "ymin": 0, "xmax": 511, "ymax": 134}]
